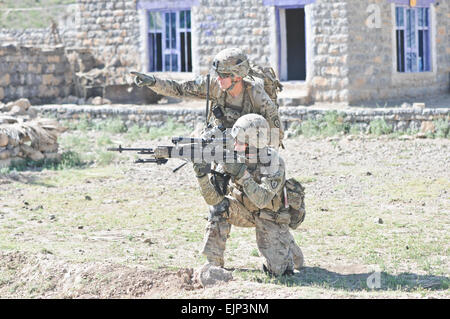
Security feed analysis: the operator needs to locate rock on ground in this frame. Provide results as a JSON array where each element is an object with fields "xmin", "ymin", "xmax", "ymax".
[{"xmin": 194, "ymin": 263, "xmax": 233, "ymax": 287}]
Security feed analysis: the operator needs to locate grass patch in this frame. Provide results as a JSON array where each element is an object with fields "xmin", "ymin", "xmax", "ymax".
[
  {"xmin": 430, "ymin": 119, "xmax": 450, "ymax": 138},
  {"xmin": 97, "ymin": 119, "xmax": 127, "ymax": 134},
  {"xmin": 124, "ymin": 119, "xmax": 190, "ymax": 141},
  {"xmin": 288, "ymin": 111, "xmax": 355, "ymax": 138},
  {"xmin": 287, "ymin": 113, "xmax": 450, "ymax": 139},
  {"xmin": 368, "ymin": 118, "xmax": 393, "ymax": 136},
  {"xmin": 0, "ymin": 0, "xmax": 76, "ymax": 29},
  {"xmin": 63, "ymin": 116, "xmax": 190, "ymax": 138},
  {"xmin": 1, "ymin": 151, "xmax": 84, "ymax": 173}
]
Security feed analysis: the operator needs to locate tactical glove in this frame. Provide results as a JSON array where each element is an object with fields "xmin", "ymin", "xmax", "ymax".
[
  {"xmin": 130, "ymin": 71, "xmax": 156, "ymax": 87},
  {"xmin": 193, "ymin": 162, "xmax": 211, "ymax": 178},
  {"xmin": 222, "ymin": 163, "xmax": 247, "ymax": 180}
]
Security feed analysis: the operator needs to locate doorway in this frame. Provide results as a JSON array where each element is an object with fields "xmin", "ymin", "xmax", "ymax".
[{"xmin": 278, "ymin": 7, "xmax": 306, "ymax": 81}]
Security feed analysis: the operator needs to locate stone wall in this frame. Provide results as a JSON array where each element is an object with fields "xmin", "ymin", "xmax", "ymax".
[
  {"xmin": 0, "ymin": 45, "xmax": 73, "ymax": 104},
  {"xmin": 0, "ymin": 0, "xmax": 448, "ymax": 105},
  {"xmin": 0, "ymin": 98, "xmax": 65, "ymax": 168},
  {"xmin": 309, "ymin": 0, "xmax": 350, "ymax": 103},
  {"xmin": 0, "ymin": 28, "xmax": 77, "ymax": 48},
  {"xmin": 192, "ymin": 0, "xmax": 272, "ymax": 75},
  {"xmin": 346, "ymin": 0, "xmax": 450, "ymax": 104},
  {"xmin": 75, "ymin": 0, "xmax": 142, "ymax": 85},
  {"xmin": 33, "ymin": 104, "xmax": 450, "ymax": 133}
]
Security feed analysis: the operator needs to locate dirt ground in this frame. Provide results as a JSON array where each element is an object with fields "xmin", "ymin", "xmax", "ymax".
[{"xmin": 0, "ymin": 134, "xmax": 449, "ymax": 299}]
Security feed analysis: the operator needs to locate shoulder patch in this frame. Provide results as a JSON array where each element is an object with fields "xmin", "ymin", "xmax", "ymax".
[
  {"xmin": 273, "ymin": 117, "xmax": 280, "ymax": 128},
  {"xmin": 271, "ymin": 180, "xmax": 279, "ymax": 189}
]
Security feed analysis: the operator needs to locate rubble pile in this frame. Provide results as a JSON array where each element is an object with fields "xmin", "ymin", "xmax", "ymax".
[{"xmin": 0, "ymin": 98, "xmax": 66, "ymax": 167}]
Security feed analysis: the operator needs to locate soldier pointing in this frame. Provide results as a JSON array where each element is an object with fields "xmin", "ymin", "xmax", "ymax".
[{"xmin": 131, "ymin": 48, "xmax": 284, "ymax": 147}]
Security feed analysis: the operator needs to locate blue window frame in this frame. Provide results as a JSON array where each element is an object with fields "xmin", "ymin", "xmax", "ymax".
[
  {"xmin": 148, "ymin": 10, "xmax": 192, "ymax": 72},
  {"xmin": 395, "ymin": 6, "xmax": 431, "ymax": 72}
]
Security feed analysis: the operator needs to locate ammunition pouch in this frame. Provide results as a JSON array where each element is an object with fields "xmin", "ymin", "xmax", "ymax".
[
  {"xmin": 229, "ymin": 185, "xmax": 286, "ymax": 225},
  {"xmin": 258, "ymin": 209, "xmax": 291, "ymax": 225},
  {"xmin": 230, "ymin": 185, "xmax": 283, "ymax": 214},
  {"xmin": 212, "ymin": 105, "xmax": 225, "ymax": 119}
]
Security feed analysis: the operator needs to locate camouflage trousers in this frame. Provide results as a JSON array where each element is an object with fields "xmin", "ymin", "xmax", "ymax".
[{"xmin": 201, "ymin": 196, "xmax": 303, "ymax": 276}]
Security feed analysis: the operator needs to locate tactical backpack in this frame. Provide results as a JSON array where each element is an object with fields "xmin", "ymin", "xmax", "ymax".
[
  {"xmin": 284, "ymin": 178, "xmax": 306, "ymax": 230},
  {"xmin": 248, "ymin": 65, "xmax": 283, "ymax": 107}
]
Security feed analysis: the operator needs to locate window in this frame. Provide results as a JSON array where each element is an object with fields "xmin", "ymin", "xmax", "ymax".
[
  {"xmin": 148, "ymin": 10, "xmax": 192, "ymax": 72},
  {"xmin": 395, "ymin": 6, "xmax": 431, "ymax": 72}
]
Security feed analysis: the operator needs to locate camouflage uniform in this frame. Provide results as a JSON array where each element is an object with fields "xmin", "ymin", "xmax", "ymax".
[
  {"xmin": 194, "ymin": 114, "xmax": 303, "ymax": 276},
  {"xmin": 196, "ymin": 149, "xmax": 303, "ymax": 275}
]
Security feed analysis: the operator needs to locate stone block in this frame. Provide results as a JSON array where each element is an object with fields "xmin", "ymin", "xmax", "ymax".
[
  {"xmin": 114, "ymin": 10, "xmax": 124, "ymax": 17},
  {"xmin": 312, "ymin": 76, "xmax": 328, "ymax": 88},
  {"xmin": 420, "ymin": 121, "xmax": 435, "ymax": 133},
  {"xmin": 373, "ymin": 56, "xmax": 382, "ymax": 64},
  {"xmin": 12, "ymin": 98, "xmax": 31, "ymax": 112},
  {"xmin": 354, "ymin": 77, "xmax": 366, "ymax": 88},
  {"xmin": 82, "ymin": 39, "xmax": 94, "ymax": 46},
  {"xmin": 317, "ymin": 43, "xmax": 329, "ymax": 54},
  {"xmin": 0, "ymin": 133, "xmax": 8, "ymax": 147},
  {"xmin": 42, "ymin": 74, "xmax": 55, "ymax": 86},
  {"xmin": 324, "ymin": 66, "xmax": 341, "ymax": 76},
  {"xmin": 0, "ymin": 74, "xmax": 10, "ymax": 86},
  {"xmin": 28, "ymin": 64, "xmax": 42, "ymax": 73},
  {"xmin": 0, "ymin": 149, "xmax": 10, "ymax": 160},
  {"xmin": 329, "ymin": 43, "xmax": 343, "ymax": 55},
  {"xmin": 48, "ymin": 55, "xmax": 61, "ymax": 63}
]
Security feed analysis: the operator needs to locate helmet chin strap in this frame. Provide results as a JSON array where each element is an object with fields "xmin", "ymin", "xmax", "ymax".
[
  {"xmin": 225, "ymin": 78, "xmax": 238, "ymax": 92},
  {"xmin": 225, "ymin": 80, "xmax": 236, "ymax": 93}
]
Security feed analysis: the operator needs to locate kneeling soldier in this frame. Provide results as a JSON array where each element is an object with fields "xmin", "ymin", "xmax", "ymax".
[{"xmin": 193, "ymin": 114, "xmax": 304, "ymax": 276}]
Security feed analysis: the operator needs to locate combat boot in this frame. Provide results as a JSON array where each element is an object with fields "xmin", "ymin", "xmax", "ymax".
[
  {"xmin": 261, "ymin": 263, "xmax": 294, "ymax": 277},
  {"xmin": 292, "ymin": 244, "xmax": 304, "ymax": 270},
  {"xmin": 206, "ymin": 255, "xmax": 225, "ymax": 268}
]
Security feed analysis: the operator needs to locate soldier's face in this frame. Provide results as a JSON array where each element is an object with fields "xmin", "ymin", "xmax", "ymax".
[
  {"xmin": 234, "ymin": 140, "xmax": 247, "ymax": 152},
  {"xmin": 217, "ymin": 75, "xmax": 233, "ymax": 90}
]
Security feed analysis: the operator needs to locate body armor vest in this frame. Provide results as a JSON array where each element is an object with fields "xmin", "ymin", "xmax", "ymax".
[
  {"xmin": 228, "ymin": 164, "xmax": 284, "ymax": 213},
  {"xmin": 209, "ymin": 81, "xmax": 254, "ymax": 129}
]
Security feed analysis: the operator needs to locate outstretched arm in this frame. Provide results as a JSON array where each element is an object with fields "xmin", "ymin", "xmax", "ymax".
[{"xmin": 131, "ymin": 71, "xmax": 216, "ymax": 100}]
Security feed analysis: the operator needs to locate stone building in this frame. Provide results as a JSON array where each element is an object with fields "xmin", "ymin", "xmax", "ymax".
[{"xmin": 1, "ymin": 0, "xmax": 449, "ymax": 105}]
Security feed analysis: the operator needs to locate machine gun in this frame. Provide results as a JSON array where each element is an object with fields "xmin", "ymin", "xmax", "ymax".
[
  {"xmin": 107, "ymin": 136, "xmax": 241, "ymax": 173},
  {"xmin": 107, "ymin": 136, "xmax": 275, "ymax": 173}
]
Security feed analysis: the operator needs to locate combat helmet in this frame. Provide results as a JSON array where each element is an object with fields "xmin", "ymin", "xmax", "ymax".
[
  {"xmin": 212, "ymin": 48, "xmax": 250, "ymax": 78},
  {"xmin": 231, "ymin": 114, "xmax": 270, "ymax": 149}
]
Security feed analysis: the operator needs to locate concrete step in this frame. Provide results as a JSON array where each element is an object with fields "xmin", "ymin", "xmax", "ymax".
[{"xmin": 277, "ymin": 81, "xmax": 311, "ymax": 106}]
